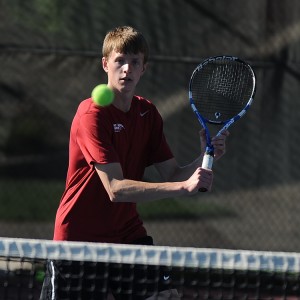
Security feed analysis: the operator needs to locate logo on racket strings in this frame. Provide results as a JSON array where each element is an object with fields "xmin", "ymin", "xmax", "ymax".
[{"xmin": 215, "ymin": 112, "xmax": 221, "ymax": 119}]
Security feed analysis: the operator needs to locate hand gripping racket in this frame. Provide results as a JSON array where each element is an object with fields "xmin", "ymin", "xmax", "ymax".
[{"xmin": 189, "ymin": 55, "xmax": 256, "ymax": 191}]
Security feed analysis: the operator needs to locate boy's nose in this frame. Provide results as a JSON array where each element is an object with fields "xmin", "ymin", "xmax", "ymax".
[{"xmin": 123, "ymin": 63, "xmax": 131, "ymax": 72}]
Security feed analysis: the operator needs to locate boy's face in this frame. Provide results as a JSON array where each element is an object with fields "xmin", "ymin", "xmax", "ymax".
[{"xmin": 102, "ymin": 50, "xmax": 146, "ymax": 94}]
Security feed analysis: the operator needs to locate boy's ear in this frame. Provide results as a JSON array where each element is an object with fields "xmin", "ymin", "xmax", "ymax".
[
  {"xmin": 141, "ymin": 62, "xmax": 148, "ymax": 75},
  {"xmin": 102, "ymin": 57, "xmax": 108, "ymax": 73}
]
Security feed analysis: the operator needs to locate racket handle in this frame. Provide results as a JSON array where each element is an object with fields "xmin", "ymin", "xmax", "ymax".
[
  {"xmin": 202, "ymin": 153, "xmax": 213, "ymax": 170},
  {"xmin": 199, "ymin": 153, "xmax": 214, "ymax": 192}
]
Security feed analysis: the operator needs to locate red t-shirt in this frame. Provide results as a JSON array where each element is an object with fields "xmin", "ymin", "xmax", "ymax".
[{"xmin": 53, "ymin": 96, "xmax": 174, "ymax": 243}]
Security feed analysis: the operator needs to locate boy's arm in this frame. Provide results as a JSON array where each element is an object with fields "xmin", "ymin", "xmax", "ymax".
[{"xmin": 94, "ymin": 162, "xmax": 213, "ymax": 203}]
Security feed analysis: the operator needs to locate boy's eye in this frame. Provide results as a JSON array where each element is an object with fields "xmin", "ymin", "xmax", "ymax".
[
  {"xmin": 116, "ymin": 59, "xmax": 124, "ymax": 64},
  {"xmin": 114, "ymin": 57, "xmax": 142, "ymax": 67},
  {"xmin": 132, "ymin": 60, "xmax": 141, "ymax": 67}
]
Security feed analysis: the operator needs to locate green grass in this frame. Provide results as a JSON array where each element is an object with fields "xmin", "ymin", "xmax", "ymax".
[
  {"xmin": 0, "ymin": 179, "xmax": 235, "ymax": 222},
  {"xmin": 0, "ymin": 179, "xmax": 63, "ymax": 221},
  {"xmin": 138, "ymin": 198, "xmax": 235, "ymax": 220}
]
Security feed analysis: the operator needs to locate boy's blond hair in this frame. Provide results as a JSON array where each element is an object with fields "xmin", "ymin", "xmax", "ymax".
[{"xmin": 102, "ymin": 26, "xmax": 149, "ymax": 63}]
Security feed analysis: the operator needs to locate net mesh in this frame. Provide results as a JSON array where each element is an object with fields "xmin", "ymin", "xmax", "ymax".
[{"xmin": 1, "ymin": 237, "xmax": 300, "ymax": 300}]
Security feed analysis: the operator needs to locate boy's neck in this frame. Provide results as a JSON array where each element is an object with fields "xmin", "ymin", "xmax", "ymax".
[{"xmin": 113, "ymin": 92, "xmax": 134, "ymax": 112}]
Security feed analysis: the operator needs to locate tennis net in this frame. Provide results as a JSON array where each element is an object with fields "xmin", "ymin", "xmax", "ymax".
[{"xmin": 0, "ymin": 237, "xmax": 300, "ymax": 299}]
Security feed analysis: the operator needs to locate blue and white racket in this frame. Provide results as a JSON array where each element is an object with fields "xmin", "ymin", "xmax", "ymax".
[{"xmin": 189, "ymin": 56, "xmax": 256, "ymax": 191}]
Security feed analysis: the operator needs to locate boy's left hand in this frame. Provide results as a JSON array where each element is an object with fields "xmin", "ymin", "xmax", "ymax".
[
  {"xmin": 211, "ymin": 130, "xmax": 230, "ymax": 161},
  {"xmin": 199, "ymin": 129, "xmax": 230, "ymax": 161}
]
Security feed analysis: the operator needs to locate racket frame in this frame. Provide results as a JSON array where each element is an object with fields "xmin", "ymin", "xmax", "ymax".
[{"xmin": 189, "ymin": 55, "xmax": 256, "ymax": 170}]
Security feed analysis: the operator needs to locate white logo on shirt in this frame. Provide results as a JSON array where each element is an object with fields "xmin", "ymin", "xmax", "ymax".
[{"xmin": 113, "ymin": 123, "xmax": 125, "ymax": 132}]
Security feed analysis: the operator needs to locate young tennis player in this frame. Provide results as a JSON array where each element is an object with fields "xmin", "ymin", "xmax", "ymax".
[{"xmin": 40, "ymin": 26, "xmax": 229, "ymax": 300}]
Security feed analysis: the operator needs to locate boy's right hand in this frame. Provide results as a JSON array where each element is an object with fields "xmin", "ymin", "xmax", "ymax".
[{"xmin": 184, "ymin": 167, "xmax": 213, "ymax": 195}]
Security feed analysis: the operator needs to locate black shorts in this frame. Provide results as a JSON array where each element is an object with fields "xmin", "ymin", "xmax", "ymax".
[{"xmin": 39, "ymin": 236, "xmax": 173, "ymax": 300}]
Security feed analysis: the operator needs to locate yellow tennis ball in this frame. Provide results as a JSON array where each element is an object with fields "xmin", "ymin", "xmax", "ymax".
[{"xmin": 91, "ymin": 84, "xmax": 114, "ymax": 107}]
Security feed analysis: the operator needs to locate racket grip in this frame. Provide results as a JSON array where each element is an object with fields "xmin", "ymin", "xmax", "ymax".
[
  {"xmin": 199, "ymin": 153, "xmax": 214, "ymax": 192},
  {"xmin": 201, "ymin": 153, "xmax": 213, "ymax": 170}
]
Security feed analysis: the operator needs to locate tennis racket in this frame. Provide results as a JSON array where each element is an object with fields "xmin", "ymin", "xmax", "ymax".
[{"xmin": 189, "ymin": 55, "xmax": 256, "ymax": 191}]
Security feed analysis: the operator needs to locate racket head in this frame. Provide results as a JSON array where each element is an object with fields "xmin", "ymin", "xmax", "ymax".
[{"xmin": 189, "ymin": 55, "xmax": 256, "ymax": 125}]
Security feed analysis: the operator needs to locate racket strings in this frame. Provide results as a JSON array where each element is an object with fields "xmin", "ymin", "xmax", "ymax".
[
  {"xmin": 209, "ymin": 65, "xmax": 248, "ymax": 102},
  {"xmin": 191, "ymin": 60, "xmax": 254, "ymax": 122}
]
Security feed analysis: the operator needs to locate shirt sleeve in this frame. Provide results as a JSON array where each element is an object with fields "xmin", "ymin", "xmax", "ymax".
[{"xmin": 76, "ymin": 111, "xmax": 119, "ymax": 165}]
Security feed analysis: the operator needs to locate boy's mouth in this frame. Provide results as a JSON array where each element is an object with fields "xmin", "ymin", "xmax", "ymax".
[{"xmin": 121, "ymin": 77, "xmax": 132, "ymax": 82}]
